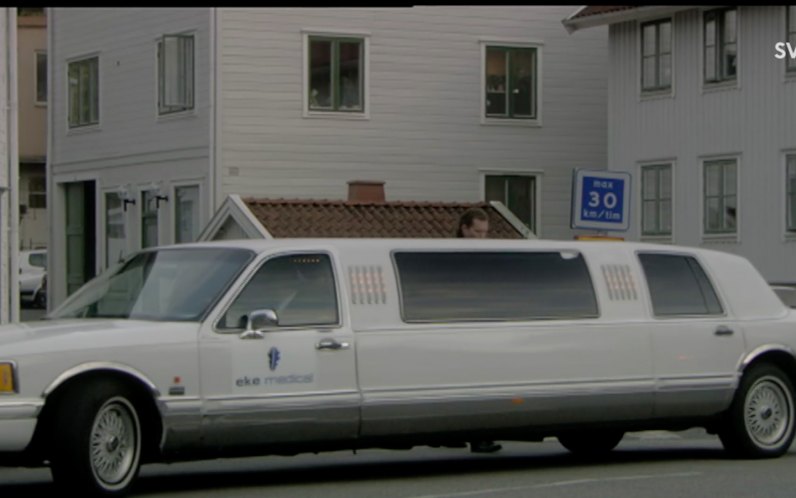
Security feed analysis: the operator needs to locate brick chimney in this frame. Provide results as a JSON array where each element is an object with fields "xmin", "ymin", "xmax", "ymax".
[{"xmin": 347, "ymin": 180, "xmax": 385, "ymax": 203}]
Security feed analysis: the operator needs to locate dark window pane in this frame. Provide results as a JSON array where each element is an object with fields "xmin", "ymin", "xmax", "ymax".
[
  {"xmin": 36, "ymin": 52, "xmax": 47, "ymax": 103},
  {"xmin": 642, "ymin": 23, "xmax": 657, "ymax": 57},
  {"xmin": 309, "ymin": 39, "xmax": 332, "ymax": 109},
  {"xmin": 395, "ymin": 252, "xmax": 598, "ymax": 322},
  {"xmin": 507, "ymin": 176, "xmax": 532, "ymax": 227},
  {"xmin": 485, "ymin": 48, "xmax": 507, "ymax": 116},
  {"xmin": 338, "ymin": 41, "xmax": 362, "ymax": 110},
  {"xmin": 485, "ymin": 175, "xmax": 505, "ymax": 203},
  {"xmin": 639, "ymin": 253, "xmax": 723, "ymax": 315},
  {"xmin": 510, "ymin": 49, "xmax": 534, "ymax": 117},
  {"xmin": 220, "ymin": 254, "xmax": 338, "ymax": 329}
]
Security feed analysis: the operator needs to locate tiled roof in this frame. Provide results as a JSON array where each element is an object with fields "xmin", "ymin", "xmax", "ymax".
[
  {"xmin": 568, "ymin": 6, "xmax": 640, "ymax": 20},
  {"xmin": 241, "ymin": 198, "xmax": 525, "ymax": 239}
]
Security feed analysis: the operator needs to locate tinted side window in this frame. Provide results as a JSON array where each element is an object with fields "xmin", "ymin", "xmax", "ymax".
[
  {"xmin": 638, "ymin": 253, "xmax": 723, "ymax": 316},
  {"xmin": 29, "ymin": 253, "xmax": 47, "ymax": 269},
  {"xmin": 394, "ymin": 251, "xmax": 598, "ymax": 322},
  {"xmin": 219, "ymin": 253, "xmax": 338, "ymax": 329}
]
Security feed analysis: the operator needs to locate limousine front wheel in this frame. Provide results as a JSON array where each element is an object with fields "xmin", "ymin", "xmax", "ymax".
[
  {"xmin": 50, "ymin": 380, "xmax": 143, "ymax": 496},
  {"xmin": 719, "ymin": 364, "xmax": 796, "ymax": 458}
]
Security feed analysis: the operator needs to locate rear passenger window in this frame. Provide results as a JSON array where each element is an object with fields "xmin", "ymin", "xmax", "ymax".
[
  {"xmin": 638, "ymin": 253, "xmax": 723, "ymax": 316},
  {"xmin": 393, "ymin": 251, "xmax": 598, "ymax": 322}
]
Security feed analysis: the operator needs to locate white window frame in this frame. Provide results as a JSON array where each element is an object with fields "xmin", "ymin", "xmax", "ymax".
[
  {"xmin": 157, "ymin": 33, "xmax": 195, "ymax": 116},
  {"xmin": 480, "ymin": 38, "xmax": 543, "ymax": 127},
  {"xmin": 172, "ymin": 181, "xmax": 203, "ymax": 245},
  {"xmin": 66, "ymin": 54, "xmax": 100, "ymax": 129},
  {"xmin": 701, "ymin": 7, "xmax": 740, "ymax": 92},
  {"xmin": 638, "ymin": 161, "xmax": 674, "ymax": 240},
  {"xmin": 786, "ymin": 152, "xmax": 796, "ymax": 238},
  {"xmin": 302, "ymin": 29, "xmax": 370, "ymax": 120},
  {"xmin": 34, "ymin": 50, "xmax": 47, "ymax": 106},
  {"xmin": 701, "ymin": 155, "xmax": 740, "ymax": 241},
  {"xmin": 639, "ymin": 17, "xmax": 673, "ymax": 96},
  {"xmin": 479, "ymin": 169, "xmax": 543, "ymax": 237}
]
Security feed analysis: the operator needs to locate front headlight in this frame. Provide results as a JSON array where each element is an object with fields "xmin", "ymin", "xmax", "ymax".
[{"xmin": 0, "ymin": 362, "xmax": 16, "ymax": 393}]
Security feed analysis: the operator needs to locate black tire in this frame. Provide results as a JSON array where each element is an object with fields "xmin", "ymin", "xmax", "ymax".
[
  {"xmin": 718, "ymin": 364, "xmax": 796, "ymax": 458},
  {"xmin": 49, "ymin": 379, "xmax": 143, "ymax": 496},
  {"xmin": 34, "ymin": 290, "xmax": 46, "ymax": 309},
  {"xmin": 558, "ymin": 430, "xmax": 624, "ymax": 456}
]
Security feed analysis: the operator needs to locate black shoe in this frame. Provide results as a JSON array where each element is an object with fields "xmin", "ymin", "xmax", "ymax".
[{"xmin": 470, "ymin": 440, "xmax": 502, "ymax": 453}]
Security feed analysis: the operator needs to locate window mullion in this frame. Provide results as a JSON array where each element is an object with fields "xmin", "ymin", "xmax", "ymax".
[{"xmin": 505, "ymin": 49, "xmax": 512, "ymax": 118}]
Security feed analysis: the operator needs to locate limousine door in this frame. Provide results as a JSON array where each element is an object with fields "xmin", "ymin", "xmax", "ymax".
[
  {"xmin": 637, "ymin": 253, "xmax": 745, "ymax": 418},
  {"xmin": 198, "ymin": 251, "xmax": 360, "ymax": 449},
  {"xmin": 357, "ymin": 250, "xmax": 656, "ymax": 438}
]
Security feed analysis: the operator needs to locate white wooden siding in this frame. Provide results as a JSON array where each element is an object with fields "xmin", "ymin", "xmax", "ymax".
[
  {"xmin": 608, "ymin": 6, "xmax": 796, "ymax": 282},
  {"xmin": 218, "ymin": 7, "xmax": 608, "ymax": 240},
  {"xmin": 50, "ymin": 8, "xmax": 211, "ymax": 177}
]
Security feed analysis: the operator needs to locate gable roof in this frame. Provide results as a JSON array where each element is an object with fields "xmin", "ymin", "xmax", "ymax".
[
  {"xmin": 199, "ymin": 194, "xmax": 532, "ymax": 241},
  {"xmin": 562, "ymin": 5, "xmax": 691, "ymax": 33}
]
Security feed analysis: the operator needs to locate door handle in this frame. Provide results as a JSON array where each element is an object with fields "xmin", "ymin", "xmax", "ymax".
[
  {"xmin": 715, "ymin": 326, "xmax": 734, "ymax": 336},
  {"xmin": 316, "ymin": 338, "xmax": 350, "ymax": 351}
]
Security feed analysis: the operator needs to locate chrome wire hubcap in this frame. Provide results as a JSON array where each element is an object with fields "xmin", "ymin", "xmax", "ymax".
[
  {"xmin": 90, "ymin": 400, "xmax": 137, "ymax": 485},
  {"xmin": 745, "ymin": 377, "xmax": 793, "ymax": 447}
]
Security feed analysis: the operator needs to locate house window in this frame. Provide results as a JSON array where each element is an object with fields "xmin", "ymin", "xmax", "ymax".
[
  {"xmin": 175, "ymin": 185, "xmax": 200, "ymax": 243},
  {"xmin": 641, "ymin": 19, "xmax": 672, "ymax": 92},
  {"xmin": 641, "ymin": 164, "xmax": 672, "ymax": 236},
  {"xmin": 68, "ymin": 56, "xmax": 99, "ymax": 127},
  {"xmin": 787, "ymin": 155, "xmax": 796, "ymax": 232},
  {"xmin": 158, "ymin": 34, "xmax": 194, "ymax": 115},
  {"xmin": 485, "ymin": 46, "xmax": 537, "ymax": 119},
  {"xmin": 788, "ymin": 6, "xmax": 796, "ymax": 73},
  {"xmin": 105, "ymin": 192, "xmax": 126, "ymax": 267},
  {"xmin": 308, "ymin": 36, "xmax": 364, "ymax": 112},
  {"xmin": 35, "ymin": 51, "xmax": 47, "ymax": 104},
  {"xmin": 704, "ymin": 8, "xmax": 737, "ymax": 84},
  {"xmin": 28, "ymin": 176, "xmax": 46, "ymax": 209},
  {"xmin": 141, "ymin": 190, "xmax": 159, "ymax": 248},
  {"xmin": 485, "ymin": 174, "xmax": 536, "ymax": 232},
  {"xmin": 703, "ymin": 159, "xmax": 737, "ymax": 234}
]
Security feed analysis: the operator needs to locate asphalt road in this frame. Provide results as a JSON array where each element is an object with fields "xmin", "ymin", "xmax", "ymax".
[{"xmin": 2, "ymin": 431, "xmax": 796, "ymax": 498}]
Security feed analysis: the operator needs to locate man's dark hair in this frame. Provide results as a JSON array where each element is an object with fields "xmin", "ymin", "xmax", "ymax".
[{"xmin": 456, "ymin": 207, "xmax": 489, "ymax": 238}]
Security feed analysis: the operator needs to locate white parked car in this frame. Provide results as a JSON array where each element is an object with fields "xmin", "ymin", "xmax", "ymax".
[
  {"xmin": 18, "ymin": 249, "xmax": 47, "ymax": 308},
  {"xmin": 1, "ymin": 238, "xmax": 795, "ymax": 496}
]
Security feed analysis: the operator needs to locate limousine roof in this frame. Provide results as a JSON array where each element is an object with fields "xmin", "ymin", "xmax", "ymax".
[{"xmin": 157, "ymin": 237, "xmax": 732, "ymax": 258}]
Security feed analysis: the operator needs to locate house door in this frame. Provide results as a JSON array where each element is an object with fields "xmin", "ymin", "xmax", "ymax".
[{"xmin": 65, "ymin": 181, "xmax": 97, "ymax": 296}]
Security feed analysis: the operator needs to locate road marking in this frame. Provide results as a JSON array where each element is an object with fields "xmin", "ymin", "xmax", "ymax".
[{"xmin": 407, "ymin": 472, "xmax": 702, "ymax": 498}]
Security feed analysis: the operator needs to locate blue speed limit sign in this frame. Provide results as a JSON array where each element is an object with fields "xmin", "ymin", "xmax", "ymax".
[{"xmin": 571, "ymin": 169, "xmax": 631, "ymax": 231}]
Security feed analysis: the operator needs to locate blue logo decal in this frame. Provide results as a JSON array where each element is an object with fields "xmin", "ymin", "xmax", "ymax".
[{"xmin": 268, "ymin": 347, "xmax": 281, "ymax": 371}]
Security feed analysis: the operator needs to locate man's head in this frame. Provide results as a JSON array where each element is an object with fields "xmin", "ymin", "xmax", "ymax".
[{"xmin": 456, "ymin": 208, "xmax": 489, "ymax": 239}]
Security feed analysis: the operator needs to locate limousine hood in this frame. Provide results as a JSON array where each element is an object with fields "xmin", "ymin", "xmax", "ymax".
[{"xmin": 0, "ymin": 319, "xmax": 199, "ymax": 357}]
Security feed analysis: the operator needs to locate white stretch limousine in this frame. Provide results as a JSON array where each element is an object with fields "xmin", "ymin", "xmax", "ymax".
[{"xmin": 1, "ymin": 238, "xmax": 796, "ymax": 495}]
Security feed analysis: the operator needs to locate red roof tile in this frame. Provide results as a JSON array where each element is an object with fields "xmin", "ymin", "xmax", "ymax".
[{"xmin": 241, "ymin": 198, "xmax": 525, "ymax": 239}]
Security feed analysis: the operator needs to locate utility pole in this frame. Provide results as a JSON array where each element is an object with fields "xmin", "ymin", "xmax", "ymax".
[{"xmin": 0, "ymin": 7, "xmax": 20, "ymax": 324}]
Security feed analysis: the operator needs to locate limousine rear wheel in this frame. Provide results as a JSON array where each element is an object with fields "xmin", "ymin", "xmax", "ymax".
[
  {"xmin": 557, "ymin": 430, "xmax": 624, "ymax": 456},
  {"xmin": 50, "ymin": 379, "xmax": 143, "ymax": 496},
  {"xmin": 719, "ymin": 364, "xmax": 796, "ymax": 458}
]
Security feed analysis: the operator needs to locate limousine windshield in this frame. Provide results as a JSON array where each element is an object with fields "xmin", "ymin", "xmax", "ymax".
[{"xmin": 49, "ymin": 248, "xmax": 254, "ymax": 321}]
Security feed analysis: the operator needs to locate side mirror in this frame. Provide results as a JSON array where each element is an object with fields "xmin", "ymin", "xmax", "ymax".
[{"xmin": 247, "ymin": 309, "xmax": 279, "ymax": 331}]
